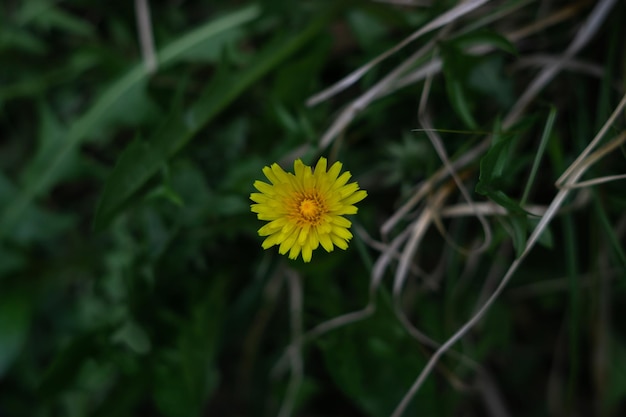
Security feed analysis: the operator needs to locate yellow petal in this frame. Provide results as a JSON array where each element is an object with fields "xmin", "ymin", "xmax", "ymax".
[
  {"xmin": 279, "ymin": 229, "xmax": 298, "ymax": 255},
  {"xmin": 332, "ymin": 205, "xmax": 357, "ymax": 215},
  {"xmin": 281, "ymin": 221, "xmax": 297, "ymax": 235},
  {"xmin": 262, "ymin": 166, "xmax": 279, "ymax": 184},
  {"xmin": 262, "ymin": 233, "xmax": 281, "ymax": 249},
  {"xmin": 303, "ymin": 166, "xmax": 314, "ymax": 190},
  {"xmin": 256, "ymin": 212, "xmax": 281, "ymax": 221},
  {"xmin": 297, "ymin": 224, "xmax": 310, "ymax": 245},
  {"xmin": 253, "ymin": 180, "xmax": 274, "ymax": 195},
  {"xmin": 341, "ymin": 189, "xmax": 367, "ymax": 205},
  {"xmin": 332, "ymin": 171, "xmax": 351, "ymax": 189},
  {"xmin": 330, "ymin": 234, "xmax": 348, "ymax": 250},
  {"xmin": 293, "ymin": 159, "xmax": 305, "ymax": 180},
  {"xmin": 308, "ymin": 228, "xmax": 320, "ymax": 250},
  {"xmin": 289, "ymin": 244, "xmax": 301, "ymax": 260},
  {"xmin": 314, "ymin": 157, "xmax": 327, "ymax": 177},
  {"xmin": 301, "ymin": 244, "xmax": 312, "ymax": 262},
  {"xmin": 326, "ymin": 161, "xmax": 343, "ymax": 183},
  {"xmin": 319, "ymin": 232, "xmax": 334, "ymax": 252},
  {"xmin": 250, "ymin": 192, "xmax": 270, "ymax": 203},
  {"xmin": 331, "ymin": 216, "xmax": 351, "ymax": 228},
  {"xmin": 271, "ymin": 163, "xmax": 290, "ymax": 183},
  {"xmin": 332, "ymin": 226, "xmax": 353, "ymax": 240},
  {"xmin": 258, "ymin": 218, "xmax": 287, "ymax": 236},
  {"xmin": 318, "ymin": 221, "xmax": 332, "ymax": 234}
]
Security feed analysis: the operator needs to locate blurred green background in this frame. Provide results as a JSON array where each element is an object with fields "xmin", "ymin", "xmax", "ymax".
[{"xmin": 1, "ymin": 0, "xmax": 625, "ymax": 416}]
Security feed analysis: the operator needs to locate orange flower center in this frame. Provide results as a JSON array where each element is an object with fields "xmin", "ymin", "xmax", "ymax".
[
  {"xmin": 290, "ymin": 192, "xmax": 327, "ymax": 225},
  {"xmin": 299, "ymin": 199, "xmax": 319, "ymax": 218}
]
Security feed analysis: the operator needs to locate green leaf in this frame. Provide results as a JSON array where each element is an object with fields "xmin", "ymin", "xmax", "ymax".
[
  {"xmin": 93, "ymin": 5, "xmax": 342, "ymax": 230},
  {"xmin": 441, "ymin": 45, "xmax": 478, "ymax": 130},
  {"xmin": 0, "ymin": 173, "xmax": 75, "ymax": 244},
  {"xmin": 507, "ymin": 214, "xmax": 528, "ymax": 258},
  {"xmin": 468, "ymin": 55, "xmax": 515, "ymax": 107},
  {"xmin": 153, "ymin": 275, "xmax": 228, "ymax": 417},
  {"xmin": 94, "ymin": 136, "xmax": 172, "ymax": 230},
  {"xmin": 0, "ymin": 4, "xmax": 261, "ymax": 238},
  {"xmin": 0, "ymin": 290, "xmax": 33, "ymax": 377},
  {"xmin": 146, "ymin": 185, "xmax": 185, "ymax": 208},
  {"xmin": 38, "ymin": 333, "xmax": 99, "ymax": 398},
  {"xmin": 20, "ymin": 103, "xmax": 75, "ymax": 191},
  {"xmin": 476, "ymin": 182, "xmax": 529, "ymax": 216},
  {"xmin": 17, "ymin": 0, "xmax": 95, "ymax": 37},
  {"xmin": 476, "ymin": 124, "xmax": 532, "ymax": 216},
  {"xmin": 477, "ymin": 138, "xmax": 509, "ymax": 183},
  {"xmin": 318, "ymin": 298, "xmax": 446, "ymax": 417},
  {"xmin": 608, "ymin": 336, "xmax": 626, "ymax": 408},
  {"xmin": 445, "ymin": 76, "xmax": 478, "ymax": 130},
  {"xmin": 111, "ymin": 321, "xmax": 152, "ymax": 354},
  {"xmin": 347, "ymin": 9, "xmax": 390, "ymax": 49}
]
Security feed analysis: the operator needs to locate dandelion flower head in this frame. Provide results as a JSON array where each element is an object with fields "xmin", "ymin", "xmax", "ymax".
[{"xmin": 250, "ymin": 157, "xmax": 367, "ymax": 262}]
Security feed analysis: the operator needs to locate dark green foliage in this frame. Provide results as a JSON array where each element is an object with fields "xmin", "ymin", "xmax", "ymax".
[{"xmin": 1, "ymin": 1, "xmax": 626, "ymax": 417}]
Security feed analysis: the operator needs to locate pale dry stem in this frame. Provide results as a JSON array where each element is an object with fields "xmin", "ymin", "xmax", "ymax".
[
  {"xmin": 307, "ymin": 0, "xmax": 489, "ymax": 107},
  {"xmin": 134, "ymin": 0, "xmax": 157, "ymax": 73},
  {"xmin": 390, "ymin": 124, "xmax": 626, "ymax": 417},
  {"xmin": 275, "ymin": 1, "xmax": 623, "ymax": 415}
]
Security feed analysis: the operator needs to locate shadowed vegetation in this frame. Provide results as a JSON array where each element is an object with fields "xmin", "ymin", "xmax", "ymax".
[{"xmin": 0, "ymin": 0, "xmax": 625, "ymax": 416}]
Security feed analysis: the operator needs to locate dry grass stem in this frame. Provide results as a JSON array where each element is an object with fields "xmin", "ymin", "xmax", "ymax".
[
  {"xmin": 384, "ymin": 1, "xmax": 586, "ymax": 98},
  {"xmin": 503, "ymin": 0, "xmax": 618, "ymax": 128},
  {"xmin": 307, "ymin": 0, "xmax": 489, "ymax": 107},
  {"xmin": 558, "ymin": 93, "xmax": 626, "ymax": 186},
  {"xmin": 391, "ymin": 107, "xmax": 625, "ymax": 417},
  {"xmin": 134, "ymin": 0, "xmax": 157, "ymax": 73}
]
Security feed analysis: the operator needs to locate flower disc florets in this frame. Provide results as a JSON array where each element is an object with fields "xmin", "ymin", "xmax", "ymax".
[{"xmin": 250, "ymin": 157, "xmax": 367, "ymax": 262}]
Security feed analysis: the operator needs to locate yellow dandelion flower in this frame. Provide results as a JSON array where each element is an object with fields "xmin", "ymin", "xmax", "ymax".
[{"xmin": 250, "ymin": 157, "xmax": 367, "ymax": 262}]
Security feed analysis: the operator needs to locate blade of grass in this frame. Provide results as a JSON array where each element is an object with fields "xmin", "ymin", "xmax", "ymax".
[
  {"xmin": 562, "ymin": 212, "xmax": 580, "ymax": 410},
  {"xmin": 592, "ymin": 191, "xmax": 626, "ymax": 268},
  {"xmin": 521, "ymin": 106, "xmax": 557, "ymax": 204}
]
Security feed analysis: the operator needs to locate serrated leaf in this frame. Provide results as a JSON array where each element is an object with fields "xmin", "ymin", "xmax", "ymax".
[{"xmin": 0, "ymin": 4, "xmax": 261, "ymax": 238}]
